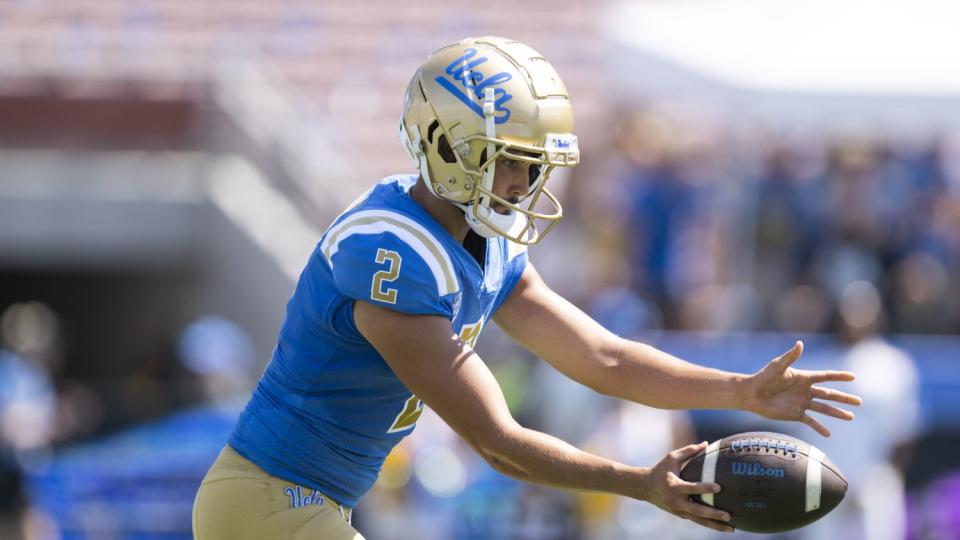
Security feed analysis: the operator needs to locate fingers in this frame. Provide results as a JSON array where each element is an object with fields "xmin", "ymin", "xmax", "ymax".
[
  {"xmin": 670, "ymin": 475, "xmax": 721, "ymax": 496},
  {"xmin": 811, "ymin": 385, "xmax": 863, "ymax": 406},
  {"xmin": 770, "ymin": 341, "xmax": 804, "ymax": 371},
  {"xmin": 808, "ymin": 400, "xmax": 855, "ymax": 421},
  {"xmin": 668, "ymin": 441, "xmax": 709, "ymax": 463},
  {"xmin": 802, "ymin": 413, "xmax": 831, "ymax": 437},
  {"xmin": 808, "ymin": 370, "xmax": 856, "ymax": 384},
  {"xmin": 680, "ymin": 499, "xmax": 731, "ymax": 522},
  {"xmin": 687, "ymin": 515, "xmax": 735, "ymax": 533},
  {"xmin": 674, "ymin": 495, "xmax": 733, "ymax": 532}
]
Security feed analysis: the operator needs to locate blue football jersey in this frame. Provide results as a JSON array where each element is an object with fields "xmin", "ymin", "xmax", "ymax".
[{"xmin": 228, "ymin": 175, "xmax": 528, "ymax": 508}]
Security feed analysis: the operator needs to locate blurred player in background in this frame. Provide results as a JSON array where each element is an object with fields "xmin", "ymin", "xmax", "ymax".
[
  {"xmin": 192, "ymin": 37, "xmax": 862, "ymax": 539},
  {"xmin": 802, "ymin": 281, "xmax": 920, "ymax": 540},
  {"xmin": 0, "ymin": 302, "xmax": 61, "ymax": 539}
]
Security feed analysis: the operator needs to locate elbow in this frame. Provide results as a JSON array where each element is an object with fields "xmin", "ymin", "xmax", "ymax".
[
  {"xmin": 484, "ymin": 453, "xmax": 531, "ymax": 480},
  {"xmin": 470, "ymin": 420, "xmax": 531, "ymax": 480},
  {"xmin": 583, "ymin": 335, "xmax": 627, "ymax": 396}
]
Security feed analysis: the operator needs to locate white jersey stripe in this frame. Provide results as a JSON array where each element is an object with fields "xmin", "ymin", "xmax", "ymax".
[
  {"xmin": 805, "ymin": 445, "xmax": 825, "ymax": 512},
  {"xmin": 321, "ymin": 210, "xmax": 459, "ymax": 296},
  {"xmin": 700, "ymin": 440, "xmax": 721, "ymax": 506}
]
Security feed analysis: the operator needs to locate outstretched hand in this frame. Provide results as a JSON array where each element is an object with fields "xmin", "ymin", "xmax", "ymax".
[{"xmin": 744, "ymin": 341, "xmax": 862, "ymax": 437}]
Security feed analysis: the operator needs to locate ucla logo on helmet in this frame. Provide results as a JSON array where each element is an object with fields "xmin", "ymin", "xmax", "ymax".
[{"xmin": 434, "ymin": 48, "xmax": 514, "ymax": 124}]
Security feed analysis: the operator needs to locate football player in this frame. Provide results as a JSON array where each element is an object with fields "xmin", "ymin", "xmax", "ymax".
[{"xmin": 192, "ymin": 37, "xmax": 862, "ymax": 539}]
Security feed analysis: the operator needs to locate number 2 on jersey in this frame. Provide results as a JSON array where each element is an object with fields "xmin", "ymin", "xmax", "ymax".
[{"xmin": 371, "ymin": 248, "xmax": 402, "ymax": 304}]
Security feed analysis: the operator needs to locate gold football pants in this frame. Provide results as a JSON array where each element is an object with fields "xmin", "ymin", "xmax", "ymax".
[{"xmin": 193, "ymin": 445, "xmax": 365, "ymax": 540}]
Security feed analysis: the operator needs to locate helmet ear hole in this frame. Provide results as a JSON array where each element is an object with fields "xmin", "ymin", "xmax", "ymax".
[
  {"xmin": 436, "ymin": 134, "xmax": 457, "ymax": 164},
  {"xmin": 426, "ymin": 120, "xmax": 440, "ymax": 144}
]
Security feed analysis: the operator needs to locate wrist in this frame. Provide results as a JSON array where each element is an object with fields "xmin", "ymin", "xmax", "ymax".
[
  {"xmin": 602, "ymin": 462, "xmax": 648, "ymax": 500},
  {"xmin": 730, "ymin": 372, "xmax": 754, "ymax": 412},
  {"xmin": 626, "ymin": 465, "xmax": 653, "ymax": 502}
]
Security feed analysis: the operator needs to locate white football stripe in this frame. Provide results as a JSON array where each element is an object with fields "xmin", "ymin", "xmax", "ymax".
[
  {"xmin": 805, "ymin": 445, "xmax": 825, "ymax": 512},
  {"xmin": 700, "ymin": 440, "xmax": 720, "ymax": 506}
]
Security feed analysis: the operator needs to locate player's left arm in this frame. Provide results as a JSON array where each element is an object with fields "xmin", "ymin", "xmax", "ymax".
[{"xmin": 493, "ymin": 264, "xmax": 862, "ymax": 437}]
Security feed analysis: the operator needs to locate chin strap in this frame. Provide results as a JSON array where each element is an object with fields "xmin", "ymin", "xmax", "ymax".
[{"xmin": 458, "ymin": 88, "xmax": 517, "ymax": 239}]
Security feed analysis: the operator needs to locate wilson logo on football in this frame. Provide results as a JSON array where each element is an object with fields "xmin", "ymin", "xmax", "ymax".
[
  {"xmin": 731, "ymin": 461, "xmax": 785, "ymax": 478},
  {"xmin": 435, "ymin": 48, "xmax": 514, "ymax": 124}
]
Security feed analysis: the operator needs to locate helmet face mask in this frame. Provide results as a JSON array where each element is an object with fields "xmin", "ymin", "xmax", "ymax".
[{"xmin": 398, "ymin": 36, "xmax": 579, "ymax": 245}]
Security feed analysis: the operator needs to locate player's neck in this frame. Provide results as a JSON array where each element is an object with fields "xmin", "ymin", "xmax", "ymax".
[{"xmin": 411, "ymin": 178, "xmax": 470, "ymax": 242}]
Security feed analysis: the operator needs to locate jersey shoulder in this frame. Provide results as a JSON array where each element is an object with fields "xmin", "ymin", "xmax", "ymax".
[{"xmin": 320, "ymin": 178, "xmax": 461, "ymax": 317}]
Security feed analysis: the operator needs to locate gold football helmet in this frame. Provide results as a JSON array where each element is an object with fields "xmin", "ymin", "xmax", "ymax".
[{"xmin": 398, "ymin": 36, "xmax": 580, "ymax": 245}]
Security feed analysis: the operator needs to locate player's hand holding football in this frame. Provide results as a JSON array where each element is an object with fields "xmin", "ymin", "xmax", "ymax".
[
  {"xmin": 642, "ymin": 441, "xmax": 735, "ymax": 533},
  {"xmin": 743, "ymin": 341, "xmax": 863, "ymax": 436}
]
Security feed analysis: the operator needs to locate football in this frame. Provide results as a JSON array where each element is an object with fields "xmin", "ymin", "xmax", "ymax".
[{"xmin": 679, "ymin": 431, "xmax": 847, "ymax": 533}]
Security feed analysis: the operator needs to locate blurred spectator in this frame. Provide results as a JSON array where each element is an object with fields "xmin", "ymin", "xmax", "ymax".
[
  {"xmin": 177, "ymin": 315, "xmax": 257, "ymax": 409},
  {"xmin": 751, "ymin": 141, "xmax": 821, "ymax": 310},
  {"xmin": 0, "ymin": 302, "xmax": 61, "ymax": 539},
  {"xmin": 889, "ymin": 250, "xmax": 954, "ymax": 333},
  {"xmin": 773, "ymin": 284, "xmax": 832, "ymax": 334},
  {"xmin": 801, "ymin": 281, "xmax": 921, "ymax": 540},
  {"xmin": 620, "ymin": 111, "xmax": 697, "ymax": 312},
  {"xmin": 590, "ymin": 103, "xmax": 960, "ymax": 337}
]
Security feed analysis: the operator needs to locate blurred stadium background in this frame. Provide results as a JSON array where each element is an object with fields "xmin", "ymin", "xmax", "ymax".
[{"xmin": 0, "ymin": 0, "xmax": 958, "ymax": 538}]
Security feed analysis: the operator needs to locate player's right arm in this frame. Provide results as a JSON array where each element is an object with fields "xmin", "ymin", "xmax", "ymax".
[{"xmin": 353, "ymin": 301, "xmax": 734, "ymax": 533}]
